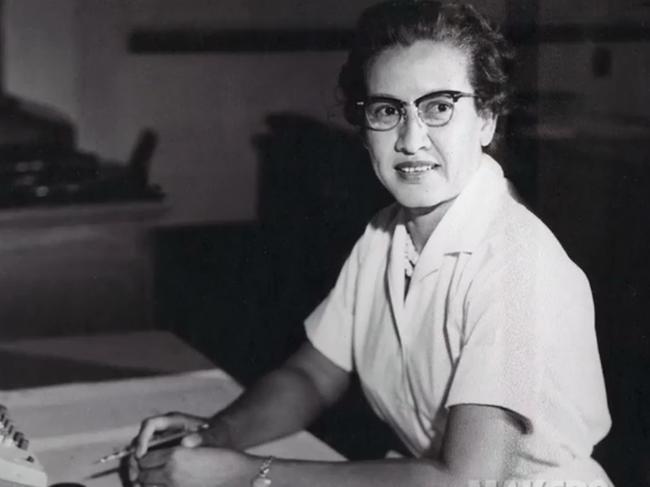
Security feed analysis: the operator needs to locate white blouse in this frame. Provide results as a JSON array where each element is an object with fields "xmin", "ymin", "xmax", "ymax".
[{"xmin": 305, "ymin": 154, "xmax": 612, "ymax": 484}]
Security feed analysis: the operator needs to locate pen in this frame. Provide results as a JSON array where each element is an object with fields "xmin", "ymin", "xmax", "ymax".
[{"xmin": 95, "ymin": 423, "xmax": 210, "ymax": 464}]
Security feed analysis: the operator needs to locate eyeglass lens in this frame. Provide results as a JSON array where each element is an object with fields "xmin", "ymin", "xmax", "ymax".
[{"xmin": 363, "ymin": 93, "xmax": 461, "ymax": 131}]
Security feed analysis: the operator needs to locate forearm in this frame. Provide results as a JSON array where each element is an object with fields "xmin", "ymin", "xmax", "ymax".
[
  {"xmin": 249, "ymin": 457, "xmax": 470, "ymax": 487},
  {"xmin": 213, "ymin": 365, "xmax": 334, "ymax": 449},
  {"xmin": 235, "ymin": 404, "xmax": 521, "ymax": 487}
]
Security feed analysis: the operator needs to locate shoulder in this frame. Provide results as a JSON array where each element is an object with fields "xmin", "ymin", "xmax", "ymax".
[
  {"xmin": 353, "ymin": 202, "xmax": 400, "ymax": 259},
  {"xmin": 488, "ymin": 186, "xmax": 577, "ymax": 269},
  {"xmin": 470, "ymin": 188, "xmax": 591, "ymax": 311}
]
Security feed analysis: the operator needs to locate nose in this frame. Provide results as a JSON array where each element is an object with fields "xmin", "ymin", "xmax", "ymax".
[{"xmin": 394, "ymin": 108, "xmax": 432, "ymax": 154}]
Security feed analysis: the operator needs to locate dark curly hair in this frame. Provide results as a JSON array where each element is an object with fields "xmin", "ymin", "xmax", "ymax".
[{"xmin": 338, "ymin": 0, "xmax": 515, "ymax": 126}]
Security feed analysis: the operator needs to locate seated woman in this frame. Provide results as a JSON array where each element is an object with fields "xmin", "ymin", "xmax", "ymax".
[{"xmin": 130, "ymin": 1, "xmax": 613, "ymax": 486}]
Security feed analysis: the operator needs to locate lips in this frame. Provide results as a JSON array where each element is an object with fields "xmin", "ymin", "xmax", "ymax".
[{"xmin": 395, "ymin": 160, "xmax": 440, "ymax": 175}]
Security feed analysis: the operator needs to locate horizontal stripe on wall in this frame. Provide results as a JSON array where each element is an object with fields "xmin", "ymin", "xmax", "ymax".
[{"xmin": 129, "ymin": 23, "xmax": 650, "ymax": 54}]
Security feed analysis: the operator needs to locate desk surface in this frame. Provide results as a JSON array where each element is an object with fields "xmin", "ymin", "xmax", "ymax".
[
  {"xmin": 0, "ymin": 332, "xmax": 344, "ymax": 486},
  {"xmin": 0, "ymin": 331, "xmax": 216, "ymax": 389}
]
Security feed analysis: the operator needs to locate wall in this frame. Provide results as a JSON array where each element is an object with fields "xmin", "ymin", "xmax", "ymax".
[
  {"xmin": 3, "ymin": 0, "xmax": 80, "ymax": 123},
  {"xmin": 536, "ymin": 0, "xmax": 650, "ymax": 129},
  {"xmin": 2, "ymin": 0, "xmax": 505, "ymax": 226}
]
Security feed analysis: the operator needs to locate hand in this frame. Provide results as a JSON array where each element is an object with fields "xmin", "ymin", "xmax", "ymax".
[
  {"xmin": 129, "ymin": 411, "xmax": 234, "ymax": 485},
  {"xmin": 133, "ymin": 446, "xmax": 255, "ymax": 487},
  {"xmin": 132, "ymin": 412, "xmax": 232, "ymax": 457}
]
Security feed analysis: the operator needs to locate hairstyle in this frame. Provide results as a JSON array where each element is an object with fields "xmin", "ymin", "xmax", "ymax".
[{"xmin": 338, "ymin": 0, "xmax": 515, "ymax": 126}]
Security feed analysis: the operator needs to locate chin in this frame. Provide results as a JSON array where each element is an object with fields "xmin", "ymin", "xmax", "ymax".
[{"xmin": 393, "ymin": 188, "xmax": 456, "ymax": 211}]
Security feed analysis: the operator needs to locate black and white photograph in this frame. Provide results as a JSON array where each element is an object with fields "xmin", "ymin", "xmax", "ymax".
[{"xmin": 0, "ymin": 1, "xmax": 648, "ymax": 486}]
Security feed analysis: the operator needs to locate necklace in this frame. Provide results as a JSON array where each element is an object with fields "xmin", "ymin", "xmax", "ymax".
[{"xmin": 404, "ymin": 228, "xmax": 420, "ymax": 278}]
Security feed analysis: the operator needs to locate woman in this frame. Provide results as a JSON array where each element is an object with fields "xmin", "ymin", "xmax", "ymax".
[{"xmin": 131, "ymin": 1, "xmax": 613, "ymax": 485}]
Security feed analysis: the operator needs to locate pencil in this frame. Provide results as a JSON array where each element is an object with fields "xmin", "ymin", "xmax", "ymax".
[{"xmin": 95, "ymin": 423, "xmax": 210, "ymax": 464}]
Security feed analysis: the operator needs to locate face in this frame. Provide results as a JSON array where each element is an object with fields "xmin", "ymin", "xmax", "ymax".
[{"xmin": 363, "ymin": 40, "xmax": 496, "ymax": 210}]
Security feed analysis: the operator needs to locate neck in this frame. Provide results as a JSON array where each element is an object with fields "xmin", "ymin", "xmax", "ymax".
[{"xmin": 404, "ymin": 198, "xmax": 455, "ymax": 252}]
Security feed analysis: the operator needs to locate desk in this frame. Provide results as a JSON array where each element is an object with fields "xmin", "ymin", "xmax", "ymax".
[
  {"xmin": 0, "ymin": 331, "xmax": 344, "ymax": 487},
  {"xmin": 0, "ymin": 331, "xmax": 217, "ymax": 389}
]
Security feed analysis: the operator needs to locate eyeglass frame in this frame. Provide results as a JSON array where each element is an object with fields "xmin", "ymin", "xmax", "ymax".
[{"xmin": 355, "ymin": 89, "xmax": 478, "ymax": 132}]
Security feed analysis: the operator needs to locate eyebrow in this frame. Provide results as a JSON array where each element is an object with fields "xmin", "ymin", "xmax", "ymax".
[{"xmin": 365, "ymin": 90, "xmax": 468, "ymax": 104}]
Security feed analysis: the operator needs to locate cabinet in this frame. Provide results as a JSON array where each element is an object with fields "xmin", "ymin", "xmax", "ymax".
[{"xmin": 0, "ymin": 202, "xmax": 165, "ymax": 338}]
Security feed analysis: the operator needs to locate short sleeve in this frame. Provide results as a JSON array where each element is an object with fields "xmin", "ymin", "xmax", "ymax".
[
  {"xmin": 445, "ymin": 245, "xmax": 552, "ymax": 431},
  {"xmin": 304, "ymin": 236, "xmax": 364, "ymax": 372}
]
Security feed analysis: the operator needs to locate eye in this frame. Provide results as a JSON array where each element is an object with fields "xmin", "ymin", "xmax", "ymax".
[
  {"xmin": 419, "ymin": 98, "xmax": 454, "ymax": 122},
  {"xmin": 369, "ymin": 102, "xmax": 400, "ymax": 119},
  {"xmin": 421, "ymin": 99, "xmax": 452, "ymax": 114}
]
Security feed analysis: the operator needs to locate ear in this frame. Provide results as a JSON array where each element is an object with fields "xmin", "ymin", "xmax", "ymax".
[{"xmin": 479, "ymin": 112, "xmax": 498, "ymax": 147}]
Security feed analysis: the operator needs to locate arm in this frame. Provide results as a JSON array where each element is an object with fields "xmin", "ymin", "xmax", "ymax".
[
  {"xmin": 254, "ymin": 404, "xmax": 522, "ymax": 487},
  {"xmin": 133, "ymin": 340, "xmax": 350, "ymax": 455},
  {"xmin": 211, "ymin": 340, "xmax": 351, "ymax": 449},
  {"xmin": 136, "ymin": 404, "xmax": 524, "ymax": 487}
]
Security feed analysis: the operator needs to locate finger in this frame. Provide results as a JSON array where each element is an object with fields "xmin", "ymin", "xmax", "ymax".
[
  {"xmin": 128, "ymin": 455, "xmax": 139, "ymax": 482},
  {"xmin": 135, "ymin": 415, "xmax": 180, "ymax": 457},
  {"xmin": 138, "ymin": 448, "xmax": 172, "ymax": 470},
  {"xmin": 129, "ymin": 467, "xmax": 139, "ymax": 485},
  {"xmin": 180, "ymin": 432, "xmax": 203, "ymax": 448}
]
